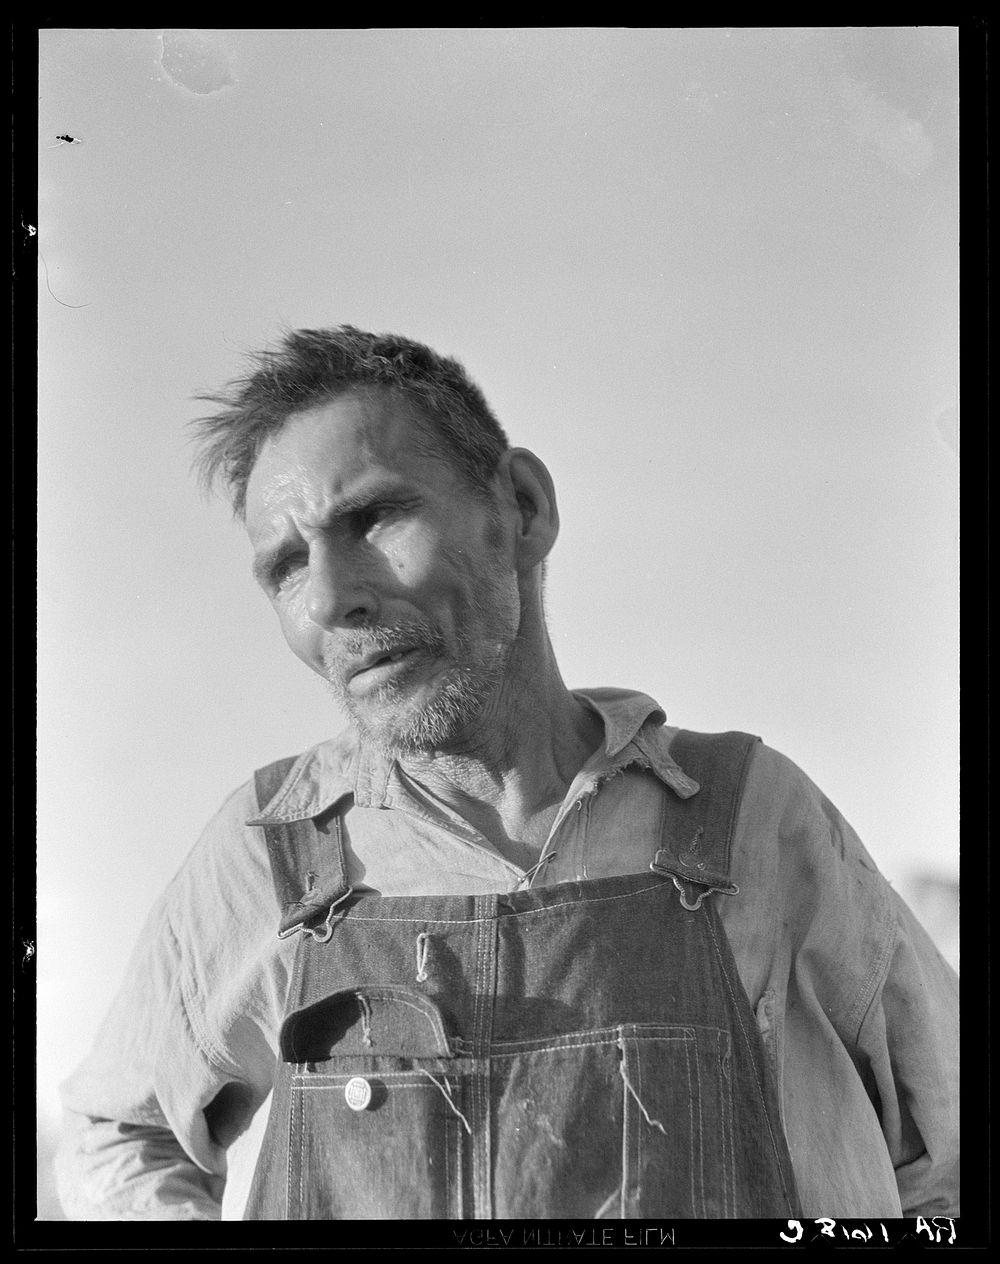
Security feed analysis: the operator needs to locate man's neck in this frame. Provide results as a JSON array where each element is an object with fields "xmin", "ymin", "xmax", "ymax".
[{"xmin": 389, "ymin": 647, "xmax": 605, "ymax": 866}]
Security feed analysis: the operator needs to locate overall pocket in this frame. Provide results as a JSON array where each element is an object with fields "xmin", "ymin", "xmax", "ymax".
[
  {"xmin": 488, "ymin": 1023, "xmax": 735, "ymax": 1219},
  {"xmin": 618, "ymin": 1023, "xmax": 736, "ymax": 1218},
  {"xmin": 280, "ymin": 987, "xmax": 467, "ymax": 1220},
  {"xmin": 286, "ymin": 1063, "xmax": 466, "ymax": 1219}
]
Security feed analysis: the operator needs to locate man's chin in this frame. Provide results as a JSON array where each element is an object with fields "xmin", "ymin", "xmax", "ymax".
[
  {"xmin": 349, "ymin": 703, "xmax": 461, "ymax": 756},
  {"xmin": 336, "ymin": 673, "xmax": 496, "ymax": 756}
]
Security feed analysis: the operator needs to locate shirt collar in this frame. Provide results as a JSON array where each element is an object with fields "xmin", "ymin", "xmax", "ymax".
[
  {"xmin": 246, "ymin": 686, "xmax": 699, "ymax": 825},
  {"xmin": 572, "ymin": 688, "xmax": 700, "ymax": 799}
]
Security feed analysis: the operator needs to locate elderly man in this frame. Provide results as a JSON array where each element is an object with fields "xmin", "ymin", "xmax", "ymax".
[{"xmin": 56, "ymin": 326, "xmax": 958, "ymax": 1221}]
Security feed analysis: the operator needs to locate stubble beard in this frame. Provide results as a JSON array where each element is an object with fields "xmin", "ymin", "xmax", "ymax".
[{"xmin": 321, "ymin": 573, "xmax": 519, "ymax": 757}]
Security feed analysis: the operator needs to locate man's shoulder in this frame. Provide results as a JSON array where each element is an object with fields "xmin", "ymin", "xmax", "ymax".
[
  {"xmin": 651, "ymin": 721, "xmax": 815, "ymax": 797},
  {"xmin": 161, "ymin": 730, "xmax": 359, "ymax": 920},
  {"xmin": 643, "ymin": 719, "xmax": 846, "ymax": 844},
  {"xmin": 194, "ymin": 729, "xmax": 361, "ymax": 846},
  {"xmin": 576, "ymin": 686, "xmax": 815, "ymax": 805},
  {"xmin": 244, "ymin": 728, "xmax": 362, "ymax": 823},
  {"xmin": 726, "ymin": 735, "xmax": 889, "ymax": 893}
]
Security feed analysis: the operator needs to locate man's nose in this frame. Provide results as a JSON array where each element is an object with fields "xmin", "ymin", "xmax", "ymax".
[{"xmin": 305, "ymin": 545, "xmax": 378, "ymax": 629}]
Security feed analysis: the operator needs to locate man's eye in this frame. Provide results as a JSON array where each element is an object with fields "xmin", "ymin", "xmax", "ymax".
[
  {"xmin": 356, "ymin": 504, "xmax": 398, "ymax": 534},
  {"xmin": 271, "ymin": 555, "xmax": 305, "ymax": 588}
]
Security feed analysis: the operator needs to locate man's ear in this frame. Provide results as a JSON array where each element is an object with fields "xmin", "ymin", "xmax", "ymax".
[{"xmin": 495, "ymin": 448, "xmax": 559, "ymax": 572}]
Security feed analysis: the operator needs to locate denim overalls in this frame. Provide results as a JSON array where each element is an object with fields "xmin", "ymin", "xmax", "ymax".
[{"xmin": 244, "ymin": 730, "xmax": 799, "ymax": 1220}]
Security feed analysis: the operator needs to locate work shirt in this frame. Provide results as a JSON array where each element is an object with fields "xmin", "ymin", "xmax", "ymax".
[{"xmin": 55, "ymin": 688, "xmax": 959, "ymax": 1221}]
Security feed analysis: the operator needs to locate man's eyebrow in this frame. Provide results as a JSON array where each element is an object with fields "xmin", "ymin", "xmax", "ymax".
[
  {"xmin": 251, "ymin": 540, "xmax": 293, "ymax": 585},
  {"xmin": 326, "ymin": 482, "xmax": 412, "ymax": 517},
  {"xmin": 250, "ymin": 481, "xmax": 415, "ymax": 584}
]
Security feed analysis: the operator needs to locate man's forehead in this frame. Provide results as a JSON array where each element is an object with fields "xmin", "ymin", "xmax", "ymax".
[
  {"xmin": 276, "ymin": 388, "xmax": 421, "ymax": 456},
  {"xmin": 258, "ymin": 389, "xmax": 410, "ymax": 468},
  {"xmin": 244, "ymin": 390, "xmax": 445, "ymax": 530}
]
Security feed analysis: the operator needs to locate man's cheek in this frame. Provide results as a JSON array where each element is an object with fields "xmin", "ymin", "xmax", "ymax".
[
  {"xmin": 385, "ymin": 527, "xmax": 443, "ymax": 583},
  {"xmin": 278, "ymin": 610, "xmax": 326, "ymax": 674}
]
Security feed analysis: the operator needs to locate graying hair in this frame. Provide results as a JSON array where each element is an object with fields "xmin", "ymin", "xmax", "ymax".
[{"xmin": 190, "ymin": 325, "xmax": 510, "ymax": 518}]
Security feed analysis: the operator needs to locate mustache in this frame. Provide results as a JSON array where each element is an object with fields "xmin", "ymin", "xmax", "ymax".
[{"xmin": 322, "ymin": 619, "xmax": 445, "ymax": 673}]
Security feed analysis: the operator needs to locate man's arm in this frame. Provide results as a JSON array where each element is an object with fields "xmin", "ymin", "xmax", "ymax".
[
  {"xmin": 856, "ymin": 889, "xmax": 960, "ymax": 1217},
  {"xmin": 54, "ymin": 785, "xmax": 287, "ymax": 1220},
  {"xmin": 53, "ymin": 893, "xmax": 235, "ymax": 1220},
  {"xmin": 55, "ymin": 1114, "xmax": 225, "ymax": 1221},
  {"xmin": 723, "ymin": 742, "xmax": 959, "ymax": 1218}
]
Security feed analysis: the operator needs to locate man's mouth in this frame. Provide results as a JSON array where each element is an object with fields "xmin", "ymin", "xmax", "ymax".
[
  {"xmin": 347, "ymin": 645, "xmax": 424, "ymax": 693},
  {"xmin": 352, "ymin": 645, "xmax": 416, "ymax": 676}
]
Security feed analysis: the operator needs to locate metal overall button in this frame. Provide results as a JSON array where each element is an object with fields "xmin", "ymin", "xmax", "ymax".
[{"xmin": 344, "ymin": 1076, "xmax": 373, "ymax": 1111}]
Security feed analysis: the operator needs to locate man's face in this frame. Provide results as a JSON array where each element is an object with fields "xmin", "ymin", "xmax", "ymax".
[{"xmin": 245, "ymin": 390, "xmax": 521, "ymax": 753}]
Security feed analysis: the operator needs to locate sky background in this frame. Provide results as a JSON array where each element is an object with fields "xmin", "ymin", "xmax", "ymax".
[{"xmin": 35, "ymin": 26, "xmax": 958, "ymax": 1214}]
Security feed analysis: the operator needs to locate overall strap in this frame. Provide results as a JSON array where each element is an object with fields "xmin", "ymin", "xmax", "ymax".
[
  {"xmin": 649, "ymin": 730, "xmax": 760, "ymax": 910},
  {"xmin": 253, "ymin": 757, "xmax": 352, "ymax": 942}
]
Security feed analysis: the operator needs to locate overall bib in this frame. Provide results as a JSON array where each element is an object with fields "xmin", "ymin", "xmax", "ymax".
[{"xmin": 244, "ymin": 731, "xmax": 799, "ymax": 1220}]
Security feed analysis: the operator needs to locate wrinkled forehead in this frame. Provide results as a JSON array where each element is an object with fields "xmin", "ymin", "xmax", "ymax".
[{"xmin": 243, "ymin": 388, "xmax": 453, "ymax": 531}]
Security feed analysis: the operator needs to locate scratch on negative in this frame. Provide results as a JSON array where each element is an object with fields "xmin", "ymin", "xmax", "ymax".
[
  {"xmin": 618, "ymin": 1040, "xmax": 668, "ymax": 1135},
  {"xmin": 38, "ymin": 250, "xmax": 91, "ymax": 309}
]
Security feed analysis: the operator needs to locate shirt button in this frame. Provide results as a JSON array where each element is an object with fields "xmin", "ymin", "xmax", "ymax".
[{"xmin": 344, "ymin": 1076, "xmax": 373, "ymax": 1111}]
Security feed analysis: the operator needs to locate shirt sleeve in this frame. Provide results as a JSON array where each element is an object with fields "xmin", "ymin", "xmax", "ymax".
[
  {"xmin": 54, "ymin": 896, "xmax": 230, "ymax": 1219},
  {"xmin": 855, "ymin": 889, "xmax": 960, "ymax": 1216},
  {"xmin": 55, "ymin": 783, "xmax": 291, "ymax": 1221},
  {"xmin": 723, "ymin": 742, "xmax": 959, "ymax": 1218}
]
